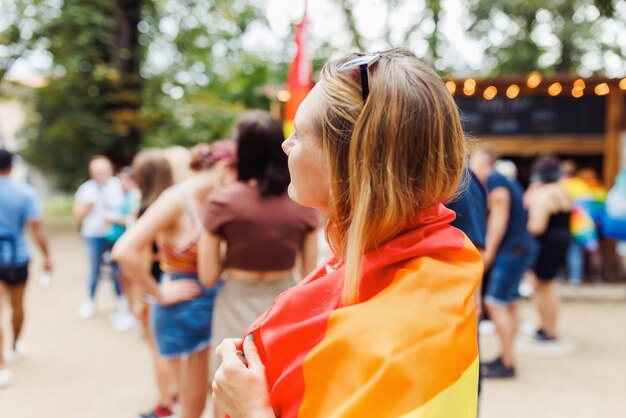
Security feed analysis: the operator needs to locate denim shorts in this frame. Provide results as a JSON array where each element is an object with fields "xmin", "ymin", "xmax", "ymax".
[
  {"xmin": 151, "ymin": 273, "xmax": 221, "ymax": 358},
  {"xmin": 485, "ymin": 250, "xmax": 536, "ymax": 307}
]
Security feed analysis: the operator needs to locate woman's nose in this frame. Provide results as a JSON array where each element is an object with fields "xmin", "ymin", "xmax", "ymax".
[{"xmin": 282, "ymin": 137, "xmax": 293, "ymax": 155}]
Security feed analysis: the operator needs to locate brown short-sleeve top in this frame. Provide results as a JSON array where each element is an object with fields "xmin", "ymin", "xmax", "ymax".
[{"xmin": 203, "ymin": 182, "xmax": 321, "ymax": 271}]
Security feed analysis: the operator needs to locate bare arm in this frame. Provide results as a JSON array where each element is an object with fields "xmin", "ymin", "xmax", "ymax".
[
  {"xmin": 112, "ymin": 190, "xmax": 199, "ymax": 305},
  {"xmin": 299, "ymin": 230, "xmax": 319, "ymax": 280},
  {"xmin": 483, "ymin": 187, "xmax": 510, "ymax": 268},
  {"xmin": 198, "ymin": 230, "xmax": 223, "ymax": 287},
  {"xmin": 28, "ymin": 219, "xmax": 52, "ymax": 272},
  {"xmin": 526, "ymin": 193, "xmax": 551, "ymax": 236},
  {"xmin": 73, "ymin": 201, "xmax": 93, "ymax": 221}
]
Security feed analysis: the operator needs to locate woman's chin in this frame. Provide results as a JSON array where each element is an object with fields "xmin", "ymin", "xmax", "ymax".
[{"xmin": 287, "ymin": 184, "xmax": 300, "ymax": 204}]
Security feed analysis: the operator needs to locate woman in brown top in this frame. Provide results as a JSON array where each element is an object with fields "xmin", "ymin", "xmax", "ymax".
[{"xmin": 198, "ymin": 111, "xmax": 320, "ymax": 408}]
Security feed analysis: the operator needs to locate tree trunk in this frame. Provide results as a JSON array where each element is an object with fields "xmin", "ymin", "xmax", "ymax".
[{"xmin": 107, "ymin": 0, "xmax": 143, "ymax": 168}]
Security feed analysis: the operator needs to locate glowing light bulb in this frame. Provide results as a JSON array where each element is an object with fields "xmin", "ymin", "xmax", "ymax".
[
  {"xmin": 277, "ymin": 90, "xmax": 291, "ymax": 102},
  {"xmin": 446, "ymin": 81, "xmax": 456, "ymax": 95},
  {"xmin": 548, "ymin": 82, "xmax": 562, "ymax": 96},
  {"xmin": 527, "ymin": 71, "xmax": 542, "ymax": 88},
  {"xmin": 594, "ymin": 83, "xmax": 609, "ymax": 96},
  {"xmin": 506, "ymin": 84, "xmax": 520, "ymax": 99},
  {"xmin": 483, "ymin": 86, "xmax": 497, "ymax": 100}
]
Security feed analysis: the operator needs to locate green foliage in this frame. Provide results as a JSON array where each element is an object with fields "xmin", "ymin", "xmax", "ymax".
[
  {"xmin": 467, "ymin": 0, "xmax": 625, "ymax": 75},
  {"xmin": 16, "ymin": 0, "xmax": 128, "ymax": 190},
  {"xmin": 4, "ymin": 0, "xmax": 295, "ymax": 191}
]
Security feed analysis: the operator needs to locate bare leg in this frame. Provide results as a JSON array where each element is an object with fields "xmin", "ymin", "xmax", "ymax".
[
  {"xmin": 0, "ymin": 283, "xmax": 6, "ymax": 369},
  {"xmin": 180, "ymin": 348, "xmax": 209, "ymax": 418},
  {"xmin": 485, "ymin": 302, "xmax": 517, "ymax": 368},
  {"xmin": 8, "ymin": 284, "xmax": 26, "ymax": 349},
  {"xmin": 116, "ymin": 271, "xmax": 131, "ymax": 301},
  {"xmin": 143, "ymin": 304, "xmax": 176, "ymax": 407},
  {"xmin": 532, "ymin": 276, "xmax": 559, "ymax": 337},
  {"xmin": 589, "ymin": 251, "xmax": 603, "ymax": 282}
]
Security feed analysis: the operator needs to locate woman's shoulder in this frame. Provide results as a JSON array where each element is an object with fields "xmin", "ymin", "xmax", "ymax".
[
  {"xmin": 540, "ymin": 183, "xmax": 570, "ymax": 203},
  {"xmin": 206, "ymin": 182, "xmax": 248, "ymax": 204}
]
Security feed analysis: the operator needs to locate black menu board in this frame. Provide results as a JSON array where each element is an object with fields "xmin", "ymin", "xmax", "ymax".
[{"xmin": 455, "ymin": 95, "xmax": 606, "ymax": 136}]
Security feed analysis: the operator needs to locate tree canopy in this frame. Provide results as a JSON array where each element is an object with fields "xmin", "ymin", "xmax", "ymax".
[
  {"xmin": 1, "ymin": 0, "xmax": 288, "ymax": 189},
  {"xmin": 467, "ymin": 0, "xmax": 626, "ymax": 75},
  {"xmin": 1, "ymin": 0, "xmax": 624, "ymax": 189}
]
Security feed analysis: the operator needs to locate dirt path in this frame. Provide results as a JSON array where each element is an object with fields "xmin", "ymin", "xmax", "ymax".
[{"xmin": 2, "ymin": 231, "xmax": 626, "ymax": 418}]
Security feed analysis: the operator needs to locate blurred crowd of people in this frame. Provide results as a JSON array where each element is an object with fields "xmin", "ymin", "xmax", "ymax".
[
  {"xmin": 66, "ymin": 110, "xmax": 320, "ymax": 418},
  {"xmin": 1, "ymin": 52, "xmax": 626, "ymax": 417},
  {"xmin": 464, "ymin": 147, "xmax": 626, "ymax": 382}
]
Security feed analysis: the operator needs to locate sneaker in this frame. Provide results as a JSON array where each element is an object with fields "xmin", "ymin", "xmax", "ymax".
[
  {"xmin": 534, "ymin": 329, "xmax": 557, "ymax": 342},
  {"xmin": 478, "ymin": 319, "xmax": 496, "ymax": 336},
  {"xmin": 482, "ymin": 357, "xmax": 515, "ymax": 379},
  {"xmin": 138, "ymin": 405, "xmax": 175, "ymax": 418},
  {"xmin": 78, "ymin": 299, "xmax": 96, "ymax": 319},
  {"xmin": 109, "ymin": 297, "xmax": 130, "ymax": 322},
  {"xmin": 0, "ymin": 368, "xmax": 11, "ymax": 388},
  {"xmin": 39, "ymin": 270, "xmax": 52, "ymax": 288},
  {"xmin": 4, "ymin": 341, "xmax": 25, "ymax": 364},
  {"xmin": 480, "ymin": 357, "xmax": 502, "ymax": 368},
  {"xmin": 111, "ymin": 313, "xmax": 139, "ymax": 332}
]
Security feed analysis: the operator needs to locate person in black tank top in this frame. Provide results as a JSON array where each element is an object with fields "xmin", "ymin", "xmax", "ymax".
[{"xmin": 526, "ymin": 156, "xmax": 571, "ymax": 341}]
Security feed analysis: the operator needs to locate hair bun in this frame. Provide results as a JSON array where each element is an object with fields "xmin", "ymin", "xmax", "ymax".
[{"xmin": 189, "ymin": 140, "xmax": 237, "ymax": 171}]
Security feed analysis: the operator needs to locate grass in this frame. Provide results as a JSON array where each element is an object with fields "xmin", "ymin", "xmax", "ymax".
[{"xmin": 43, "ymin": 195, "xmax": 77, "ymax": 233}]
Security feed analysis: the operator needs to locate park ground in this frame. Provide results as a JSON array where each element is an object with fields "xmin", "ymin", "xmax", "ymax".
[{"xmin": 2, "ymin": 230, "xmax": 626, "ymax": 418}]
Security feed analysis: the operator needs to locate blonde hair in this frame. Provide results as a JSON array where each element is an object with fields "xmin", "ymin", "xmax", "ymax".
[
  {"xmin": 315, "ymin": 49, "xmax": 467, "ymax": 305},
  {"xmin": 162, "ymin": 146, "xmax": 192, "ymax": 183},
  {"xmin": 131, "ymin": 148, "xmax": 174, "ymax": 209}
]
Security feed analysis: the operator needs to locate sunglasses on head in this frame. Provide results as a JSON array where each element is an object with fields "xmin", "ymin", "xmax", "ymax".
[{"xmin": 337, "ymin": 48, "xmax": 401, "ymax": 102}]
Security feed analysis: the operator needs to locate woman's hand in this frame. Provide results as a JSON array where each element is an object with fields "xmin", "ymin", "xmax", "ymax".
[
  {"xmin": 212, "ymin": 336, "xmax": 275, "ymax": 418},
  {"xmin": 158, "ymin": 279, "xmax": 201, "ymax": 305}
]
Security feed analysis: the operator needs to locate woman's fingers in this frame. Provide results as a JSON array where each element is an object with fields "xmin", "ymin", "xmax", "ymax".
[
  {"xmin": 243, "ymin": 334, "xmax": 264, "ymax": 373},
  {"xmin": 220, "ymin": 338, "xmax": 246, "ymax": 367},
  {"xmin": 170, "ymin": 280, "xmax": 201, "ymax": 299},
  {"xmin": 215, "ymin": 338, "xmax": 242, "ymax": 360}
]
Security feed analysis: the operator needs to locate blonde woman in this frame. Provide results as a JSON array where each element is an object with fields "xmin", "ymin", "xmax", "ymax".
[
  {"xmin": 211, "ymin": 49, "xmax": 482, "ymax": 417},
  {"xmin": 113, "ymin": 142, "xmax": 235, "ymax": 418}
]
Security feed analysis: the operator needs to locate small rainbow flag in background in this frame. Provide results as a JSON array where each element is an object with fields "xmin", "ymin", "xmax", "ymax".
[
  {"xmin": 571, "ymin": 204, "xmax": 599, "ymax": 251},
  {"xmin": 283, "ymin": 1, "xmax": 312, "ymax": 137},
  {"xmin": 562, "ymin": 176, "xmax": 606, "ymax": 251}
]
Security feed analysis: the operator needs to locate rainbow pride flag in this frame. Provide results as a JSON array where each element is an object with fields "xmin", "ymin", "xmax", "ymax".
[
  {"xmin": 243, "ymin": 204, "xmax": 482, "ymax": 418},
  {"xmin": 571, "ymin": 204, "xmax": 599, "ymax": 251}
]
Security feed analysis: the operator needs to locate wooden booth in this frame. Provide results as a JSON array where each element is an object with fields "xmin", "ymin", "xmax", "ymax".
[
  {"xmin": 446, "ymin": 73, "xmax": 626, "ymax": 187},
  {"xmin": 448, "ymin": 74, "xmax": 626, "ymax": 281}
]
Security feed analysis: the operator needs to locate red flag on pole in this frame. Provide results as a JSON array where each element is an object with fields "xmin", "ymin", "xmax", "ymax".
[{"xmin": 283, "ymin": 2, "xmax": 311, "ymax": 136}]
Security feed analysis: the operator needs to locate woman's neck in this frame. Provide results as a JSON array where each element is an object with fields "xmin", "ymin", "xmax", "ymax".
[{"xmin": 190, "ymin": 170, "xmax": 217, "ymax": 195}]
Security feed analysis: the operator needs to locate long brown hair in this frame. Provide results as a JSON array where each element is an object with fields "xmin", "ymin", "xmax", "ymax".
[
  {"xmin": 131, "ymin": 148, "xmax": 174, "ymax": 210},
  {"xmin": 315, "ymin": 49, "xmax": 467, "ymax": 305}
]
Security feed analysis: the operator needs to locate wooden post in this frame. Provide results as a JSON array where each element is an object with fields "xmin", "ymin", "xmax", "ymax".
[
  {"xmin": 270, "ymin": 100, "xmax": 281, "ymax": 120},
  {"xmin": 602, "ymin": 89, "xmax": 624, "ymax": 282},
  {"xmin": 603, "ymin": 89, "xmax": 624, "ymax": 187}
]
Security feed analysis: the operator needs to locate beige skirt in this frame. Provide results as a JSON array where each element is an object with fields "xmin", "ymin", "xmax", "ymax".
[{"xmin": 209, "ymin": 275, "xmax": 295, "ymax": 379}]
